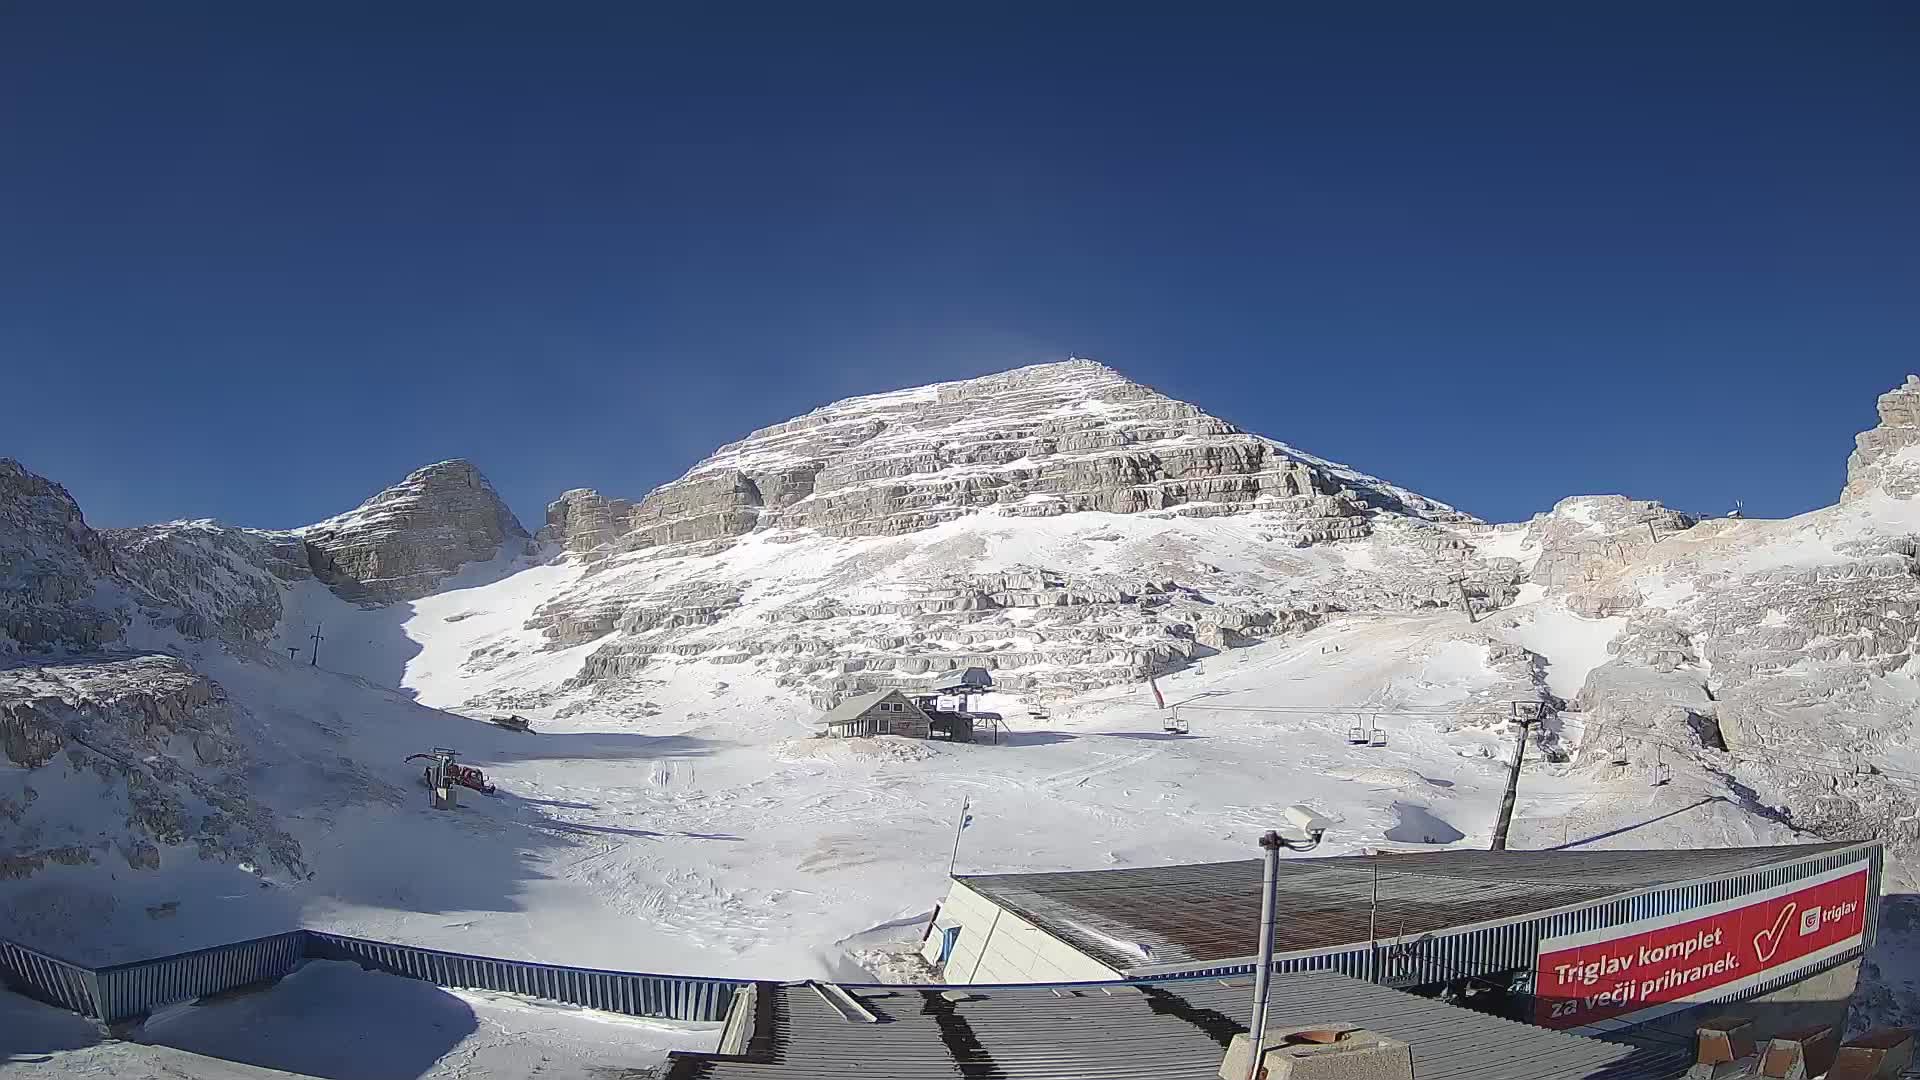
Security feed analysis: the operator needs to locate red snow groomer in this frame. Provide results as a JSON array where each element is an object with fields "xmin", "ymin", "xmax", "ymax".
[{"xmin": 408, "ymin": 748, "xmax": 495, "ymax": 806}]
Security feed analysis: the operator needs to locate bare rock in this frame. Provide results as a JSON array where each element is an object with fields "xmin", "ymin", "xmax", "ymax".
[
  {"xmin": 0, "ymin": 458, "xmax": 125, "ymax": 653},
  {"xmin": 0, "ymin": 653, "xmax": 305, "ymax": 883},
  {"xmin": 548, "ymin": 361, "xmax": 1464, "ymax": 558},
  {"xmin": 298, "ymin": 459, "xmax": 528, "ymax": 603},
  {"xmin": 1527, "ymin": 495, "xmax": 1696, "ymax": 592},
  {"xmin": 107, "ymin": 520, "xmax": 313, "ymax": 643},
  {"xmin": 1844, "ymin": 374, "xmax": 1920, "ymax": 501}
]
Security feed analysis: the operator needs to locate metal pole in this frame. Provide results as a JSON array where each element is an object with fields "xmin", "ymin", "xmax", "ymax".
[
  {"xmin": 1246, "ymin": 831, "xmax": 1283, "ymax": 1080},
  {"xmin": 947, "ymin": 796, "xmax": 970, "ymax": 877},
  {"xmin": 1368, "ymin": 866, "xmax": 1380, "ymax": 983},
  {"xmin": 1490, "ymin": 718, "xmax": 1533, "ymax": 851}
]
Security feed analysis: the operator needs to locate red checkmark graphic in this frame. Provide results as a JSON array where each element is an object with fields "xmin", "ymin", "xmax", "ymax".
[{"xmin": 1753, "ymin": 903, "xmax": 1797, "ymax": 963}]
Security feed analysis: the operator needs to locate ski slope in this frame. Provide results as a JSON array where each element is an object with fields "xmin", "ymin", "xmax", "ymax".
[{"xmin": 154, "ymin": 575, "xmax": 1794, "ymax": 984}]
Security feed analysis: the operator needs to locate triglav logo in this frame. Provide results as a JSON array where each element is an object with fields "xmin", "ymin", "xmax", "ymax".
[{"xmin": 1752, "ymin": 904, "xmax": 1796, "ymax": 964}]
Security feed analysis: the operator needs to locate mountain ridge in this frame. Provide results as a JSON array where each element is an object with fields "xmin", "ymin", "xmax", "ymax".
[{"xmin": 3, "ymin": 361, "xmax": 1918, "ymax": 1028}]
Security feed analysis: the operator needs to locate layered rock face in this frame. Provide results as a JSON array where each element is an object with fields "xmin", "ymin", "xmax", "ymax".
[
  {"xmin": 1, "ymin": 460, "xmax": 308, "ymax": 902},
  {"xmin": 527, "ymin": 563, "xmax": 1335, "ymax": 709},
  {"xmin": 300, "ymin": 459, "xmax": 529, "ymax": 602},
  {"xmin": 1539, "ymin": 382, "xmax": 1920, "ymax": 856},
  {"xmin": 1526, "ymin": 495, "xmax": 1698, "ymax": 615},
  {"xmin": 0, "ymin": 458, "xmax": 124, "ymax": 654},
  {"xmin": 455, "ymin": 363, "xmax": 1529, "ymax": 709},
  {"xmin": 107, "ymin": 520, "xmax": 315, "ymax": 644},
  {"xmin": 1844, "ymin": 374, "xmax": 1920, "ymax": 502},
  {"xmin": 540, "ymin": 361, "xmax": 1464, "ymax": 558},
  {"xmin": 0, "ymin": 654, "xmax": 303, "ymax": 884}
]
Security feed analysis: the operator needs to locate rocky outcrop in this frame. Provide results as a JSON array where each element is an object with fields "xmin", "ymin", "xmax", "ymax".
[
  {"xmin": 528, "ymin": 560, "xmax": 1333, "ymax": 704},
  {"xmin": 1844, "ymin": 374, "xmax": 1920, "ymax": 501},
  {"xmin": 1527, "ymin": 495, "xmax": 1696, "ymax": 597},
  {"xmin": 542, "ymin": 489, "xmax": 633, "ymax": 555},
  {"xmin": 543, "ymin": 361, "xmax": 1464, "ymax": 559},
  {"xmin": 0, "ymin": 458, "xmax": 124, "ymax": 654},
  {"xmin": 106, "ymin": 520, "xmax": 314, "ymax": 643},
  {"xmin": 0, "ymin": 654, "xmax": 304, "ymax": 885},
  {"xmin": 299, "ymin": 459, "xmax": 529, "ymax": 602}
]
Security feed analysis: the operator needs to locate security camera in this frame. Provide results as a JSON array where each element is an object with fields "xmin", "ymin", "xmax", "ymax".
[{"xmin": 1284, "ymin": 804, "xmax": 1332, "ymax": 836}]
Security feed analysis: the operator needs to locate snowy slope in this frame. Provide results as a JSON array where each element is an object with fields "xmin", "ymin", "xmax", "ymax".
[{"xmin": 5, "ymin": 361, "xmax": 1920, "ymax": 1044}]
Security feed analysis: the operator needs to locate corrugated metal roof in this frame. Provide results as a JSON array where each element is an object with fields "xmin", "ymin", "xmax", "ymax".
[
  {"xmin": 664, "ymin": 970, "xmax": 1692, "ymax": 1080},
  {"xmin": 818, "ymin": 689, "xmax": 899, "ymax": 725},
  {"xmin": 958, "ymin": 843, "xmax": 1857, "ymax": 973}
]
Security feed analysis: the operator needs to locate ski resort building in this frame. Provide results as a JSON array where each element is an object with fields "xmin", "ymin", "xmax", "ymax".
[
  {"xmin": 662, "ymin": 968, "xmax": 1694, "ymax": 1080},
  {"xmin": 816, "ymin": 689, "xmax": 931, "ymax": 739},
  {"xmin": 921, "ymin": 842, "xmax": 1882, "ymax": 1042}
]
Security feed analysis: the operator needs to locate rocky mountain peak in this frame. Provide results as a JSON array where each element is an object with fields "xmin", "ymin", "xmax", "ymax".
[
  {"xmin": 1842, "ymin": 375, "xmax": 1920, "ymax": 502},
  {"xmin": 540, "ymin": 359, "xmax": 1461, "ymax": 559},
  {"xmin": 0, "ymin": 458, "xmax": 124, "ymax": 654},
  {"xmin": 297, "ymin": 458, "xmax": 529, "ymax": 603}
]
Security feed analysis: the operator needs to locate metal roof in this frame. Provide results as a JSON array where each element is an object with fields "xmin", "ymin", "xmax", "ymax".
[
  {"xmin": 958, "ymin": 843, "xmax": 1858, "ymax": 973},
  {"xmin": 817, "ymin": 689, "xmax": 907, "ymax": 725},
  {"xmin": 664, "ymin": 970, "xmax": 1691, "ymax": 1080}
]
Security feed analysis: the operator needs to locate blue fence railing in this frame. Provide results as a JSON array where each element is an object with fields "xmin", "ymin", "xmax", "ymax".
[
  {"xmin": 0, "ymin": 928, "xmax": 745, "ymax": 1025},
  {"xmin": 91, "ymin": 930, "xmax": 307, "ymax": 1024},
  {"xmin": 0, "ymin": 936, "xmax": 102, "ymax": 1017},
  {"xmin": 305, "ymin": 931, "xmax": 745, "ymax": 1022}
]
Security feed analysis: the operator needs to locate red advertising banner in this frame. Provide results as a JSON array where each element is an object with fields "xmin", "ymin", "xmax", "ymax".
[{"xmin": 1534, "ymin": 866, "xmax": 1869, "ymax": 1030}]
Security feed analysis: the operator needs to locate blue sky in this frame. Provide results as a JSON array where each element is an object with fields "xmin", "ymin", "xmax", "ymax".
[{"xmin": 3, "ymin": 3, "xmax": 1915, "ymax": 530}]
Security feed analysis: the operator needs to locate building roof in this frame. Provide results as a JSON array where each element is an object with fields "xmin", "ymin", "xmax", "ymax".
[
  {"xmin": 663, "ymin": 970, "xmax": 1691, "ymax": 1080},
  {"xmin": 957, "ymin": 843, "xmax": 1862, "ymax": 974},
  {"xmin": 816, "ymin": 689, "xmax": 902, "ymax": 725},
  {"xmin": 935, "ymin": 666, "xmax": 994, "ymax": 690}
]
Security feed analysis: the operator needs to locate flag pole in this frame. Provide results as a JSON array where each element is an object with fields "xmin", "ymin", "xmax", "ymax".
[{"xmin": 948, "ymin": 796, "xmax": 971, "ymax": 877}]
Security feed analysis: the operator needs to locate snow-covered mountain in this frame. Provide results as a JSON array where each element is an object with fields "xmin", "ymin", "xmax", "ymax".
[{"xmin": 2, "ymin": 359, "xmax": 1915, "ymax": 1027}]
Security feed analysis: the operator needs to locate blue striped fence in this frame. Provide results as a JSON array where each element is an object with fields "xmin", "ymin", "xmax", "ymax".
[
  {"xmin": 305, "ymin": 931, "xmax": 745, "ymax": 1021},
  {"xmin": 91, "ymin": 930, "xmax": 306, "ymax": 1024},
  {"xmin": 0, "ymin": 936, "xmax": 102, "ymax": 1017},
  {"xmin": 0, "ymin": 929, "xmax": 746, "ymax": 1025}
]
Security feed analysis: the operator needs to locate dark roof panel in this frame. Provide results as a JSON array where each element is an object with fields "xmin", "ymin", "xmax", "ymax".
[
  {"xmin": 958, "ymin": 843, "xmax": 1857, "ymax": 972},
  {"xmin": 666, "ymin": 970, "xmax": 1691, "ymax": 1080}
]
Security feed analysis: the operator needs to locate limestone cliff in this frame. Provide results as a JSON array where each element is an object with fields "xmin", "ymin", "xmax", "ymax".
[
  {"xmin": 484, "ymin": 364, "xmax": 1514, "ymax": 708},
  {"xmin": 299, "ymin": 459, "xmax": 529, "ymax": 603},
  {"xmin": 0, "ymin": 654, "xmax": 303, "ymax": 885},
  {"xmin": 1844, "ymin": 374, "xmax": 1920, "ymax": 502},
  {"xmin": 539, "ymin": 360, "xmax": 1464, "ymax": 558},
  {"xmin": 0, "ymin": 460, "xmax": 306, "ymax": 908},
  {"xmin": 0, "ymin": 458, "xmax": 124, "ymax": 654},
  {"xmin": 106, "ymin": 520, "xmax": 314, "ymax": 644}
]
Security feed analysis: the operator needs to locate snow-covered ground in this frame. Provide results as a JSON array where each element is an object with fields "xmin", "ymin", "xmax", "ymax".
[
  {"xmin": 2, "ymin": 961, "xmax": 715, "ymax": 1079},
  {"xmin": 95, "ymin": 581, "xmax": 1795, "ymax": 980},
  {"xmin": 14, "ymin": 365, "xmax": 1920, "ymax": 1077}
]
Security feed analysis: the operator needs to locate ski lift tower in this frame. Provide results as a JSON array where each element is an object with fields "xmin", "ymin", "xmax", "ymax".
[{"xmin": 425, "ymin": 747, "xmax": 460, "ymax": 810}]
